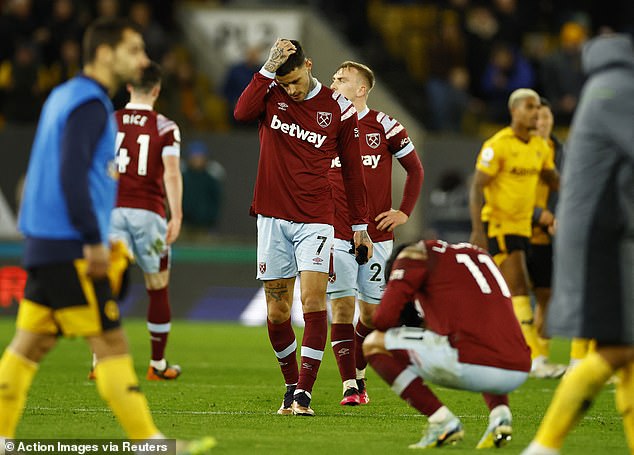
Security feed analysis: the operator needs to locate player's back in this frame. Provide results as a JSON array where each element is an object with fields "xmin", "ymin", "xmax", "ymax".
[
  {"xmin": 421, "ymin": 240, "xmax": 531, "ymax": 372},
  {"xmin": 115, "ymin": 104, "xmax": 180, "ymax": 217}
]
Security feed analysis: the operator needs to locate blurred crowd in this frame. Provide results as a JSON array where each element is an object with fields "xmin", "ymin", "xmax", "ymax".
[
  {"xmin": 0, "ymin": 0, "xmax": 632, "ymax": 135},
  {"xmin": 0, "ymin": 0, "xmax": 230, "ymax": 132},
  {"xmin": 327, "ymin": 0, "xmax": 634, "ymax": 133}
]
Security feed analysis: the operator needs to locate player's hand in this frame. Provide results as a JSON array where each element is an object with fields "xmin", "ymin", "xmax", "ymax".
[
  {"xmin": 353, "ymin": 230, "xmax": 373, "ymax": 264},
  {"xmin": 538, "ymin": 209, "xmax": 555, "ymax": 227},
  {"xmin": 469, "ymin": 230, "xmax": 488, "ymax": 251},
  {"xmin": 375, "ymin": 209, "xmax": 408, "ymax": 232},
  {"xmin": 83, "ymin": 243, "xmax": 109, "ymax": 279},
  {"xmin": 263, "ymin": 38, "xmax": 297, "ymax": 73},
  {"xmin": 166, "ymin": 217, "xmax": 182, "ymax": 245},
  {"xmin": 548, "ymin": 217, "xmax": 557, "ymax": 236}
]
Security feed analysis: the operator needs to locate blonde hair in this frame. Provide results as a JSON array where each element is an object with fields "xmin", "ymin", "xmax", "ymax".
[
  {"xmin": 508, "ymin": 88, "xmax": 540, "ymax": 110},
  {"xmin": 337, "ymin": 61, "xmax": 375, "ymax": 92}
]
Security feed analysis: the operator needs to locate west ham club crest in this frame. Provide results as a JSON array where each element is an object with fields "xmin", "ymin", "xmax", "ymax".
[
  {"xmin": 317, "ymin": 111, "xmax": 332, "ymax": 128},
  {"xmin": 366, "ymin": 133, "xmax": 381, "ymax": 149}
]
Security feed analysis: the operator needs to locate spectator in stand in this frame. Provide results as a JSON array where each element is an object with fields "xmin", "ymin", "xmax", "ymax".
[
  {"xmin": 0, "ymin": 0, "xmax": 38, "ymax": 63},
  {"xmin": 425, "ymin": 11, "xmax": 471, "ymax": 132},
  {"xmin": 481, "ymin": 42, "xmax": 535, "ymax": 122},
  {"xmin": 462, "ymin": 5, "xmax": 499, "ymax": 98},
  {"xmin": 46, "ymin": 38, "xmax": 82, "ymax": 89},
  {"xmin": 0, "ymin": 41, "xmax": 45, "ymax": 124},
  {"xmin": 38, "ymin": 0, "xmax": 84, "ymax": 65},
  {"xmin": 129, "ymin": 1, "xmax": 168, "ymax": 61},
  {"xmin": 181, "ymin": 141, "xmax": 224, "ymax": 239},
  {"xmin": 540, "ymin": 21, "xmax": 588, "ymax": 124},
  {"xmin": 95, "ymin": 0, "xmax": 121, "ymax": 20},
  {"xmin": 222, "ymin": 45, "xmax": 263, "ymax": 124}
]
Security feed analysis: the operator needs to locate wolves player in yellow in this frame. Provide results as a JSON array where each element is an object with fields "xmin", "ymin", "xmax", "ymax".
[{"xmin": 469, "ymin": 89, "xmax": 560, "ymax": 378}]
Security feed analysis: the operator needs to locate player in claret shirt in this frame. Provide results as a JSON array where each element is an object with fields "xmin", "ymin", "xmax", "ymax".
[
  {"xmin": 109, "ymin": 61, "xmax": 183, "ymax": 380},
  {"xmin": 327, "ymin": 61, "xmax": 424, "ymax": 406},
  {"xmin": 364, "ymin": 240, "xmax": 531, "ymax": 449},
  {"xmin": 234, "ymin": 39, "xmax": 372, "ymax": 416}
]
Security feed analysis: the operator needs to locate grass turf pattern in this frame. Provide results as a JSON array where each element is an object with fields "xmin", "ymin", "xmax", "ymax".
[{"xmin": 0, "ymin": 318, "xmax": 627, "ymax": 454}]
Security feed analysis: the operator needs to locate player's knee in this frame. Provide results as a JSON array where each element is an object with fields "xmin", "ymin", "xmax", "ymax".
[
  {"xmin": 267, "ymin": 303, "xmax": 291, "ymax": 324},
  {"xmin": 358, "ymin": 302, "xmax": 377, "ymax": 328},
  {"xmin": 363, "ymin": 331, "xmax": 386, "ymax": 357},
  {"xmin": 301, "ymin": 294, "xmax": 326, "ymax": 313},
  {"xmin": 144, "ymin": 271, "xmax": 168, "ymax": 290},
  {"xmin": 10, "ymin": 331, "xmax": 56, "ymax": 363},
  {"xmin": 330, "ymin": 297, "xmax": 355, "ymax": 323}
]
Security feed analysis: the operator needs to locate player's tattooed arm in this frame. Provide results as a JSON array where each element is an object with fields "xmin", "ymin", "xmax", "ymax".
[{"xmin": 264, "ymin": 38, "xmax": 297, "ymax": 73}]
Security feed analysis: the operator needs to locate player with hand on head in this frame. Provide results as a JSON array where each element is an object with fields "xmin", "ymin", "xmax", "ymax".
[
  {"xmin": 234, "ymin": 39, "xmax": 372, "ymax": 416},
  {"xmin": 328, "ymin": 61, "xmax": 424, "ymax": 406},
  {"xmin": 469, "ymin": 88, "xmax": 562, "ymax": 378},
  {"xmin": 364, "ymin": 240, "xmax": 531, "ymax": 449},
  {"xmin": 108, "ymin": 60, "xmax": 183, "ymax": 380}
]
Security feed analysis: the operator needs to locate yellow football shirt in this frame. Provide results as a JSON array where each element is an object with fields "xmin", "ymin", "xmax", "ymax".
[{"xmin": 476, "ymin": 127, "xmax": 554, "ymax": 238}]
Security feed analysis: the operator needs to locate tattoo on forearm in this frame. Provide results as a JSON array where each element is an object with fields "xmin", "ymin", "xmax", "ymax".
[
  {"xmin": 264, "ymin": 47, "xmax": 284, "ymax": 72},
  {"xmin": 265, "ymin": 283, "xmax": 288, "ymax": 303},
  {"xmin": 360, "ymin": 231, "xmax": 371, "ymax": 244}
]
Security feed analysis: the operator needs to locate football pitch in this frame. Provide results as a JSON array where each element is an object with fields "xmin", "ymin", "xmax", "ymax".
[{"xmin": 0, "ymin": 318, "xmax": 627, "ymax": 454}]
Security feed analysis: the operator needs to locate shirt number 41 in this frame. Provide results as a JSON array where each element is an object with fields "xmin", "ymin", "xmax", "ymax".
[{"xmin": 115, "ymin": 132, "xmax": 150, "ymax": 176}]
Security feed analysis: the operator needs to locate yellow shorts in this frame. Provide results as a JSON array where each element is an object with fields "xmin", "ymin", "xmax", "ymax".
[{"xmin": 17, "ymin": 243, "xmax": 130, "ymax": 337}]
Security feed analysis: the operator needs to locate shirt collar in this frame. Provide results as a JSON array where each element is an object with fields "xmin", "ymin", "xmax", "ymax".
[
  {"xmin": 125, "ymin": 103, "xmax": 153, "ymax": 111},
  {"xmin": 357, "ymin": 106, "xmax": 370, "ymax": 119}
]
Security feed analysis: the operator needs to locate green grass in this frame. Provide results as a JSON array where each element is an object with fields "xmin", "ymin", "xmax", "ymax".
[{"xmin": 0, "ymin": 318, "xmax": 628, "ymax": 454}]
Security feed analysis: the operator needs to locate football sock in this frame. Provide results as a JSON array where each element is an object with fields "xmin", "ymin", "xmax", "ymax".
[
  {"xmin": 367, "ymin": 352, "xmax": 443, "ymax": 416},
  {"xmin": 534, "ymin": 351, "xmax": 613, "ymax": 449},
  {"xmin": 569, "ymin": 338, "xmax": 590, "ymax": 363},
  {"xmin": 267, "ymin": 318, "xmax": 299, "ymax": 385},
  {"xmin": 296, "ymin": 310, "xmax": 327, "ymax": 394},
  {"xmin": 354, "ymin": 320, "xmax": 373, "ymax": 371},
  {"xmin": 331, "ymin": 323, "xmax": 356, "ymax": 383},
  {"xmin": 537, "ymin": 336, "xmax": 551, "ymax": 359},
  {"xmin": 511, "ymin": 296, "xmax": 542, "ymax": 359},
  {"xmin": 0, "ymin": 349, "xmax": 38, "ymax": 437},
  {"xmin": 147, "ymin": 287, "xmax": 170, "ymax": 362},
  {"xmin": 95, "ymin": 355, "xmax": 159, "ymax": 439},
  {"xmin": 616, "ymin": 361, "xmax": 634, "ymax": 453},
  {"xmin": 482, "ymin": 393, "xmax": 509, "ymax": 411}
]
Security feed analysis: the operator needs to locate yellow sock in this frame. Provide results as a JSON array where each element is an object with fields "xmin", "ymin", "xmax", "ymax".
[
  {"xmin": 570, "ymin": 338, "xmax": 590, "ymax": 361},
  {"xmin": 512, "ymin": 296, "xmax": 541, "ymax": 359},
  {"xmin": 537, "ymin": 336, "xmax": 551, "ymax": 358},
  {"xmin": 95, "ymin": 355, "xmax": 159, "ymax": 439},
  {"xmin": 0, "ymin": 349, "xmax": 38, "ymax": 437},
  {"xmin": 616, "ymin": 361, "xmax": 634, "ymax": 453},
  {"xmin": 535, "ymin": 351, "xmax": 614, "ymax": 449}
]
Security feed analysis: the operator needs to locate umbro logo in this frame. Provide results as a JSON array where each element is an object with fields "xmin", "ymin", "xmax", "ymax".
[{"xmin": 277, "ymin": 102, "xmax": 288, "ymax": 111}]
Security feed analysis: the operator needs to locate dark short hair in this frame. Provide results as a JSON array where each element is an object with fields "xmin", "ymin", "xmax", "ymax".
[
  {"xmin": 131, "ymin": 61, "xmax": 162, "ymax": 92},
  {"xmin": 539, "ymin": 97, "xmax": 551, "ymax": 108},
  {"xmin": 384, "ymin": 242, "xmax": 414, "ymax": 281},
  {"xmin": 83, "ymin": 17, "xmax": 140, "ymax": 64},
  {"xmin": 276, "ymin": 39, "xmax": 306, "ymax": 76}
]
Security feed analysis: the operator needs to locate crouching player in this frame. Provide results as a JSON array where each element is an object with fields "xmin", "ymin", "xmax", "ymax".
[{"xmin": 364, "ymin": 240, "xmax": 531, "ymax": 449}]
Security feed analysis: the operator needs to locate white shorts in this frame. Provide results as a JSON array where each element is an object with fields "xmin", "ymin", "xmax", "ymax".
[
  {"xmin": 256, "ymin": 215, "xmax": 334, "ymax": 280},
  {"xmin": 385, "ymin": 327, "xmax": 528, "ymax": 394},
  {"xmin": 109, "ymin": 207, "xmax": 170, "ymax": 274},
  {"xmin": 327, "ymin": 238, "xmax": 392, "ymax": 304}
]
